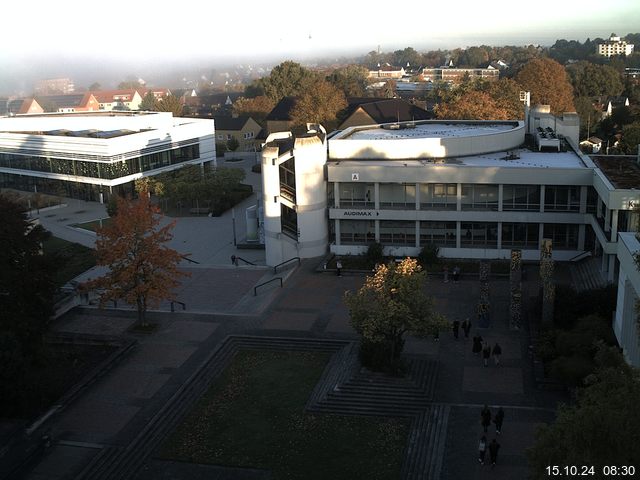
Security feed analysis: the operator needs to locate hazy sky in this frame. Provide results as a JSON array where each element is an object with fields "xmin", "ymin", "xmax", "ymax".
[{"xmin": 4, "ymin": 0, "xmax": 640, "ymax": 64}]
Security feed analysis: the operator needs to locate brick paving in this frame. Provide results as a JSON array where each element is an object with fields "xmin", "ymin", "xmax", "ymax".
[{"xmin": 21, "ymin": 258, "xmax": 566, "ymax": 480}]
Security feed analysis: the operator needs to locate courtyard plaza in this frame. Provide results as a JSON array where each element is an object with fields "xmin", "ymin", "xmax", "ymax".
[{"xmin": 15, "ymin": 157, "xmax": 568, "ymax": 478}]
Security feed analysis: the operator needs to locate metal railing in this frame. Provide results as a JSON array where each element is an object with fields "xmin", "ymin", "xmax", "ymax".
[
  {"xmin": 170, "ymin": 300, "xmax": 186, "ymax": 312},
  {"xmin": 234, "ymin": 256, "xmax": 256, "ymax": 266},
  {"xmin": 181, "ymin": 255, "xmax": 199, "ymax": 264},
  {"xmin": 273, "ymin": 257, "xmax": 300, "ymax": 274},
  {"xmin": 254, "ymin": 277, "xmax": 282, "ymax": 296}
]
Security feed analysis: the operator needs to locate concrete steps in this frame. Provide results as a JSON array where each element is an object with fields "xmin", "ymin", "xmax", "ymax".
[
  {"xmin": 401, "ymin": 404, "xmax": 450, "ymax": 480},
  {"xmin": 571, "ymin": 257, "xmax": 607, "ymax": 292}
]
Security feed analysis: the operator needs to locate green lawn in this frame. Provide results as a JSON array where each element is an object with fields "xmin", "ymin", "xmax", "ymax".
[
  {"xmin": 160, "ymin": 350, "xmax": 409, "ymax": 480},
  {"xmin": 42, "ymin": 236, "xmax": 96, "ymax": 287}
]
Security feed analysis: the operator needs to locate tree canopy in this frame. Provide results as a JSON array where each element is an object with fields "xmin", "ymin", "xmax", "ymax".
[
  {"xmin": 0, "ymin": 196, "xmax": 54, "ymax": 355},
  {"xmin": 327, "ymin": 65, "xmax": 370, "ymax": 97},
  {"xmin": 528, "ymin": 347, "xmax": 640, "ymax": 478},
  {"xmin": 290, "ymin": 79, "xmax": 347, "ymax": 130},
  {"xmin": 344, "ymin": 258, "xmax": 447, "ymax": 371},
  {"xmin": 139, "ymin": 91, "xmax": 158, "ymax": 111},
  {"xmin": 233, "ymin": 95, "xmax": 276, "ymax": 125},
  {"xmin": 567, "ymin": 61, "xmax": 624, "ymax": 98},
  {"xmin": 251, "ymin": 61, "xmax": 319, "ymax": 102},
  {"xmin": 86, "ymin": 190, "xmax": 188, "ymax": 326},
  {"xmin": 436, "ymin": 78, "xmax": 524, "ymax": 120},
  {"xmin": 515, "ymin": 58, "xmax": 575, "ymax": 114},
  {"xmin": 155, "ymin": 94, "xmax": 183, "ymax": 116}
]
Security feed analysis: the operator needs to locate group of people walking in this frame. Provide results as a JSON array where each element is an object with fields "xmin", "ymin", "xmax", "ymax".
[
  {"xmin": 478, "ymin": 405, "xmax": 504, "ymax": 467},
  {"xmin": 472, "ymin": 335, "xmax": 502, "ymax": 367},
  {"xmin": 451, "ymin": 318, "xmax": 471, "ymax": 339}
]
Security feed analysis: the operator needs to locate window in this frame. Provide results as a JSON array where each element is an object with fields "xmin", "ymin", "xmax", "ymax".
[
  {"xmin": 544, "ymin": 186, "xmax": 580, "ymax": 212},
  {"xmin": 379, "ymin": 221, "xmax": 415, "ymax": 245},
  {"xmin": 502, "ymin": 185, "xmax": 540, "ymax": 211},
  {"xmin": 281, "ymin": 204, "xmax": 298, "ymax": 239},
  {"xmin": 461, "ymin": 184, "xmax": 498, "ymax": 210},
  {"xmin": 501, "ymin": 223, "xmax": 539, "ymax": 248},
  {"xmin": 420, "ymin": 221, "xmax": 456, "ymax": 247},
  {"xmin": 543, "ymin": 224, "xmax": 579, "ymax": 249},
  {"xmin": 379, "ymin": 183, "xmax": 416, "ymax": 209},
  {"xmin": 217, "ymin": 134, "xmax": 223, "ymax": 140},
  {"xmin": 226, "ymin": 134, "xmax": 232, "ymax": 140},
  {"xmin": 340, "ymin": 182, "xmax": 375, "ymax": 208},
  {"xmin": 340, "ymin": 220, "xmax": 375, "ymax": 245},
  {"xmin": 420, "ymin": 183, "xmax": 456, "ymax": 210},
  {"xmin": 461, "ymin": 222, "xmax": 498, "ymax": 248}
]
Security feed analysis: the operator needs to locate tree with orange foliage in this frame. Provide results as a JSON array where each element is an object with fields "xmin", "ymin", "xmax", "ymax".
[
  {"xmin": 86, "ymin": 189, "xmax": 188, "ymax": 326},
  {"xmin": 515, "ymin": 58, "xmax": 575, "ymax": 115}
]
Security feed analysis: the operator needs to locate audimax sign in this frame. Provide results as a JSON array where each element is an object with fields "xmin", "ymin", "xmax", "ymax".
[{"xmin": 341, "ymin": 210, "xmax": 379, "ymax": 217}]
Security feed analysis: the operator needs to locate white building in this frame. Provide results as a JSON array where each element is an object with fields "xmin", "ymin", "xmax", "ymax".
[
  {"xmin": 614, "ymin": 232, "xmax": 640, "ymax": 367},
  {"xmin": 597, "ymin": 35, "xmax": 634, "ymax": 57},
  {"xmin": 0, "ymin": 111, "xmax": 216, "ymax": 201}
]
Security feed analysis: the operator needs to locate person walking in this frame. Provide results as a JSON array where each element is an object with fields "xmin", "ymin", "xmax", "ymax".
[
  {"xmin": 452, "ymin": 320, "xmax": 460, "ymax": 339},
  {"xmin": 494, "ymin": 407, "xmax": 504, "ymax": 435},
  {"xmin": 489, "ymin": 438, "xmax": 500, "ymax": 467},
  {"xmin": 462, "ymin": 318, "xmax": 471, "ymax": 338},
  {"xmin": 472, "ymin": 335, "xmax": 483, "ymax": 355},
  {"xmin": 481, "ymin": 405, "xmax": 491, "ymax": 433},
  {"xmin": 482, "ymin": 342, "xmax": 491, "ymax": 367},
  {"xmin": 478, "ymin": 435, "xmax": 487, "ymax": 465},
  {"xmin": 336, "ymin": 260, "xmax": 342, "ymax": 277},
  {"xmin": 492, "ymin": 342, "xmax": 502, "ymax": 366},
  {"xmin": 452, "ymin": 265, "xmax": 461, "ymax": 283}
]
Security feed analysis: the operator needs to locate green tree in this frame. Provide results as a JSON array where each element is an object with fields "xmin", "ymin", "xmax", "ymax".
[
  {"xmin": 567, "ymin": 61, "xmax": 624, "ymax": 98},
  {"xmin": 290, "ymin": 79, "xmax": 347, "ymax": 130},
  {"xmin": 619, "ymin": 122, "xmax": 640, "ymax": 154},
  {"xmin": 85, "ymin": 190, "xmax": 188, "ymax": 326},
  {"xmin": 515, "ymin": 58, "xmax": 575, "ymax": 115},
  {"xmin": 327, "ymin": 65, "xmax": 370, "ymax": 97},
  {"xmin": 233, "ymin": 95, "xmax": 276, "ymax": 125},
  {"xmin": 226, "ymin": 137, "xmax": 240, "ymax": 152},
  {"xmin": 574, "ymin": 96, "xmax": 603, "ymax": 139},
  {"xmin": 436, "ymin": 78, "xmax": 523, "ymax": 120},
  {"xmin": 89, "ymin": 82, "xmax": 101, "ymax": 91},
  {"xmin": 255, "ymin": 61, "xmax": 318, "ymax": 102},
  {"xmin": 156, "ymin": 94, "xmax": 183, "ymax": 116},
  {"xmin": 458, "ymin": 46, "xmax": 490, "ymax": 67},
  {"xmin": 528, "ymin": 347, "xmax": 640, "ymax": 478},
  {"xmin": 392, "ymin": 47, "xmax": 422, "ymax": 69},
  {"xmin": 139, "ymin": 91, "xmax": 158, "ymax": 111},
  {"xmin": 344, "ymin": 258, "xmax": 447, "ymax": 371},
  {"xmin": 0, "ymin": 196, "xmax": 54, "ymax": 356},
  {"xmin": 118, "ymin": 79, "xmax": 142, "ymax": 90}
]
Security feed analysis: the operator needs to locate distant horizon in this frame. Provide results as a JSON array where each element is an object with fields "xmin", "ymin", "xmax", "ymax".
[{"xmin": 2, "ymin": 0, "xmax": 639, "ymax": 95}]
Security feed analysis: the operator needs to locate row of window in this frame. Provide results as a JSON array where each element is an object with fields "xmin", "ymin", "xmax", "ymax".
[
  {"xmin": 0, "ymin": 144, "xmax": 200, "ymax": 180},
  {"xmin": 338, "ymin": 220, "xmax": 579, "ymax": 249},
  {"xmin": 333, "ymin": 182, "xmax": 594, "ymax": 213},
  {"xmin": 216, "ymin": 132, "xmax": 255, "ymax": 140}
]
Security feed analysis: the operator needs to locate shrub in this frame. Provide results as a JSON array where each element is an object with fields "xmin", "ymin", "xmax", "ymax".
[
  {"xmin": 251, "ymin": 163, "xmax": 262, "ymax": 173},
  {"xmin": 418, "ymin": 244, "xmax": 439, "ymax": 268},
  {"xmin": 359, "ymin": 338, "xmax": 406, "ymax": 374},
  {"xmin": 365, "ymin": 242, "xmax": 384, "ymax": 266},
  {"xmin": 550, "ymin": 355, "xmax": 595, "ymax": 387}
]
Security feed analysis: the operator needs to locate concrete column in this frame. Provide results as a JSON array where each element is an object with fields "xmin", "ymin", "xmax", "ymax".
[
  {"xmin": 414, "ymin": 183, "xmax": 419, "ymax": 211},
  {"xmin": 597, "ymin": 198, "xmax": 602, "ymax": 219},
  {"xmin": 497, "ymin": 222, "xmax": 502, "ymax": 250},
  {"xmin": 601, "ymin": 253, "xmax": 608, "ymax": 275},
  {"xmin": 415, "ymin": 220, "xmax": 420, "ymax": 248},
  {"xmin": 374, "ymin": 183, "xmax": 380, "ymax": 210},
  {"xmin": 498, "ymin": 184, "xmax": 503, "ymax": 212},
  {"xmin": 604, "ymin": 208, "xmax": 611, "ymax": 232},
  {"xmin": 578, "ymin": 224, "xmax": 586, "ymax": 250},
  {"xmin": 538, "ymin": 223, "xmax": 545, "ymax": 250},
  {"xmin": 579, "ymin": 185, "xmax": 587, "ymax": 214},
  {"xmin": 335, "ymin": 219, "xmax": 341, "ymax": 246},
  {"xmin": 375, "ymin": 219, "xmax": 380, "ymax": 242},
  {"xmin": 608, "ymin": 254, "xmax": 616, "ymax": 283},
  {"xmin": 611, "ymin": 209, "xmax": 619, "ymax": 240},
  {"xmin": 456, "ymin": 221, "xmax": 461, "ymax": 249},
  {"xmin": 456, "ymin": 183, "xmax": 462, "ymax": 211},
  {"xmin": 539, "ymin": 185, "xmax": 545, "ymax": 213},
  {"xmin": 334, "ymin": 182, "xmax": 340, "ymax": 208}
]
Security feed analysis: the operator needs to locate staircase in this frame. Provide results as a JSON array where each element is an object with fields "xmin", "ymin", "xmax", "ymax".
[
  {"xmin": 570, "ymin": 257, "xmax": 608, "ymax": 292},
  {"xmin": 400, "ymin": 405, "xmax": 450, "ymax": 480}
]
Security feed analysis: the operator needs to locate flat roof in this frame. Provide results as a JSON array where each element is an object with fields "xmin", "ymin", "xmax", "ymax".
[
  {"xmin": 330, "ymin": 147, "xmax": 587, "ymax": 169},
  {"xmin": 342, "ymin": 121, "xmax": 518, "ymax": 141},
  {"xmin": 592, "ymin": 155, "xmax": 640, "ymax": 189}
]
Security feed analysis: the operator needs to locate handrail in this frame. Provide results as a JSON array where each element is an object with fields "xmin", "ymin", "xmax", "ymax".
[
  {"xmin": 254, "ymin": 277, "xmax": 282, "ymax": 296},
  {"xmin": 273, "ymin": 256, "xmax": 301, "ymax": 274},
  {"xmin": 181, "ymin": 255, "xmax": 199, "ymax": 264},
  {"xmin": 234, "ymin": 256, "xmax": 256, "ymax": 266},
  {"xmin": 568, "ymin": 251, "xmax": 592, "ymax": 262}
]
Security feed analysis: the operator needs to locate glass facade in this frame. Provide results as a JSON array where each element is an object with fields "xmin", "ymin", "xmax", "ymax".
[
  {"xmin": 461, "ymin": 222, "xmax": 498, "ymax": 248},
  {"xmin": 420, "ymin": 183, "xmax": 456, "ymax": 210},
  {"xmin": 379, "ymin": 220, "xmax": 415, "ymax": 245},
  {"xmin": 543, "ymin": 223, "xmax": 579, "ymax": 249},
  {"xmin": 379, "ymin": 183, "xmax": 416, "ymax": 209},
  {"xmin": 461, "ymin": 184, "xmax": 499, "ymax": 211},
  {"xmin": 340, "ymin": 220, "xmax": 375, "ymax": 245},
  {"xmin": 544, "ymin": 186, "xmax": 580, "ymax": 212},
  {"xmin": 0, "ymin": 144, "xmax": 200, "ymax": 181},
  {"xmin": 502, "ymin": 185, "xmax": 540, "ymax": 211},
  {"xmin": 339, "ymin": 182, "xmax": 375, "ymax": 208},
  {"xmin": 501, "ymin": 223, "xmax": 539, "ymax": 248},
  {"xmin": 419, "ymin": 221, "xmax": 456, "ymax": 247}
]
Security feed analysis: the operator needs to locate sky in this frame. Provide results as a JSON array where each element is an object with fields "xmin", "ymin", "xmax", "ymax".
[
  {"xmin": 1, "ymin": 0, "xmax": 639, "ymax": 93},
  {"xmin": 4, "ymin": 0, "xmax": 639, "ymax": 64}
]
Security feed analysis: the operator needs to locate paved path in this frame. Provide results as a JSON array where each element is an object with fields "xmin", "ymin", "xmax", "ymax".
[{"xmin": 21, "ymin": 258, "xmax": 566, "ymax": 480}]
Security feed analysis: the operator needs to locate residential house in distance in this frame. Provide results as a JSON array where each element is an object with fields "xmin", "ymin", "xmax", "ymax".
[
  {"xmin": 138, "ymin": 88, "xmax": 172, "ymax": 102},
  {"xmin": 625, "ymin": 68, "xmax": 640, "ymax": 86},
  {"xmin": 597, "ymin": 34, "xmax": 634, "ymax": 57},
  {"xmin": 338, "ymin": 98, "xmax": 434, "ymax": 130},
  {"xmin": 186, "ymin": 92, "xmax": 243, "ymax": 117},
  {"xmin": 421, "ymin": 64, "xmax": 499, "ymax": 85},
  {"xmin": 0, "ymin": 98, "xmax": 43, "ymax": 116},
  {"xmin": 35, "ymin": 93, "xmax": 100, "ymax": 113},
  {"xmin": 579, "ymin": 136, "xmax": 603, "ymax": 154},
  {"xmin": 92, "ymin": 90, "xmax": 144, "ymax": 111},
  {"xmin": 213, "ymin": 115, "xmax": 261, "ymax": 151},
  {"xmin": 34, "ymin": 78, "xmax": 75, "ymax": 95},
  {"xmin": 265, "ymin": 96, "xmax": 298, "ymax": 134},
  {"xmin": 368, "ymin": 64, "xmax": 406, "ymax": 79},
  {"xmin": 602, "ymin": 96, "xmax": 630, "ymax": 117}
]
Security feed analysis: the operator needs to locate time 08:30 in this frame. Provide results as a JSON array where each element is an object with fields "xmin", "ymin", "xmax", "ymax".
[{"xmin": 546, "ymin": 465, "xmax": 636, "ymax": 476}]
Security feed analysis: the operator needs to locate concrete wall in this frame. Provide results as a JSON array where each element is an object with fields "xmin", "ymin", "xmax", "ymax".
[{"xmin": 614, "ymin": 232, "xmax": 640, "ymax": 367}]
